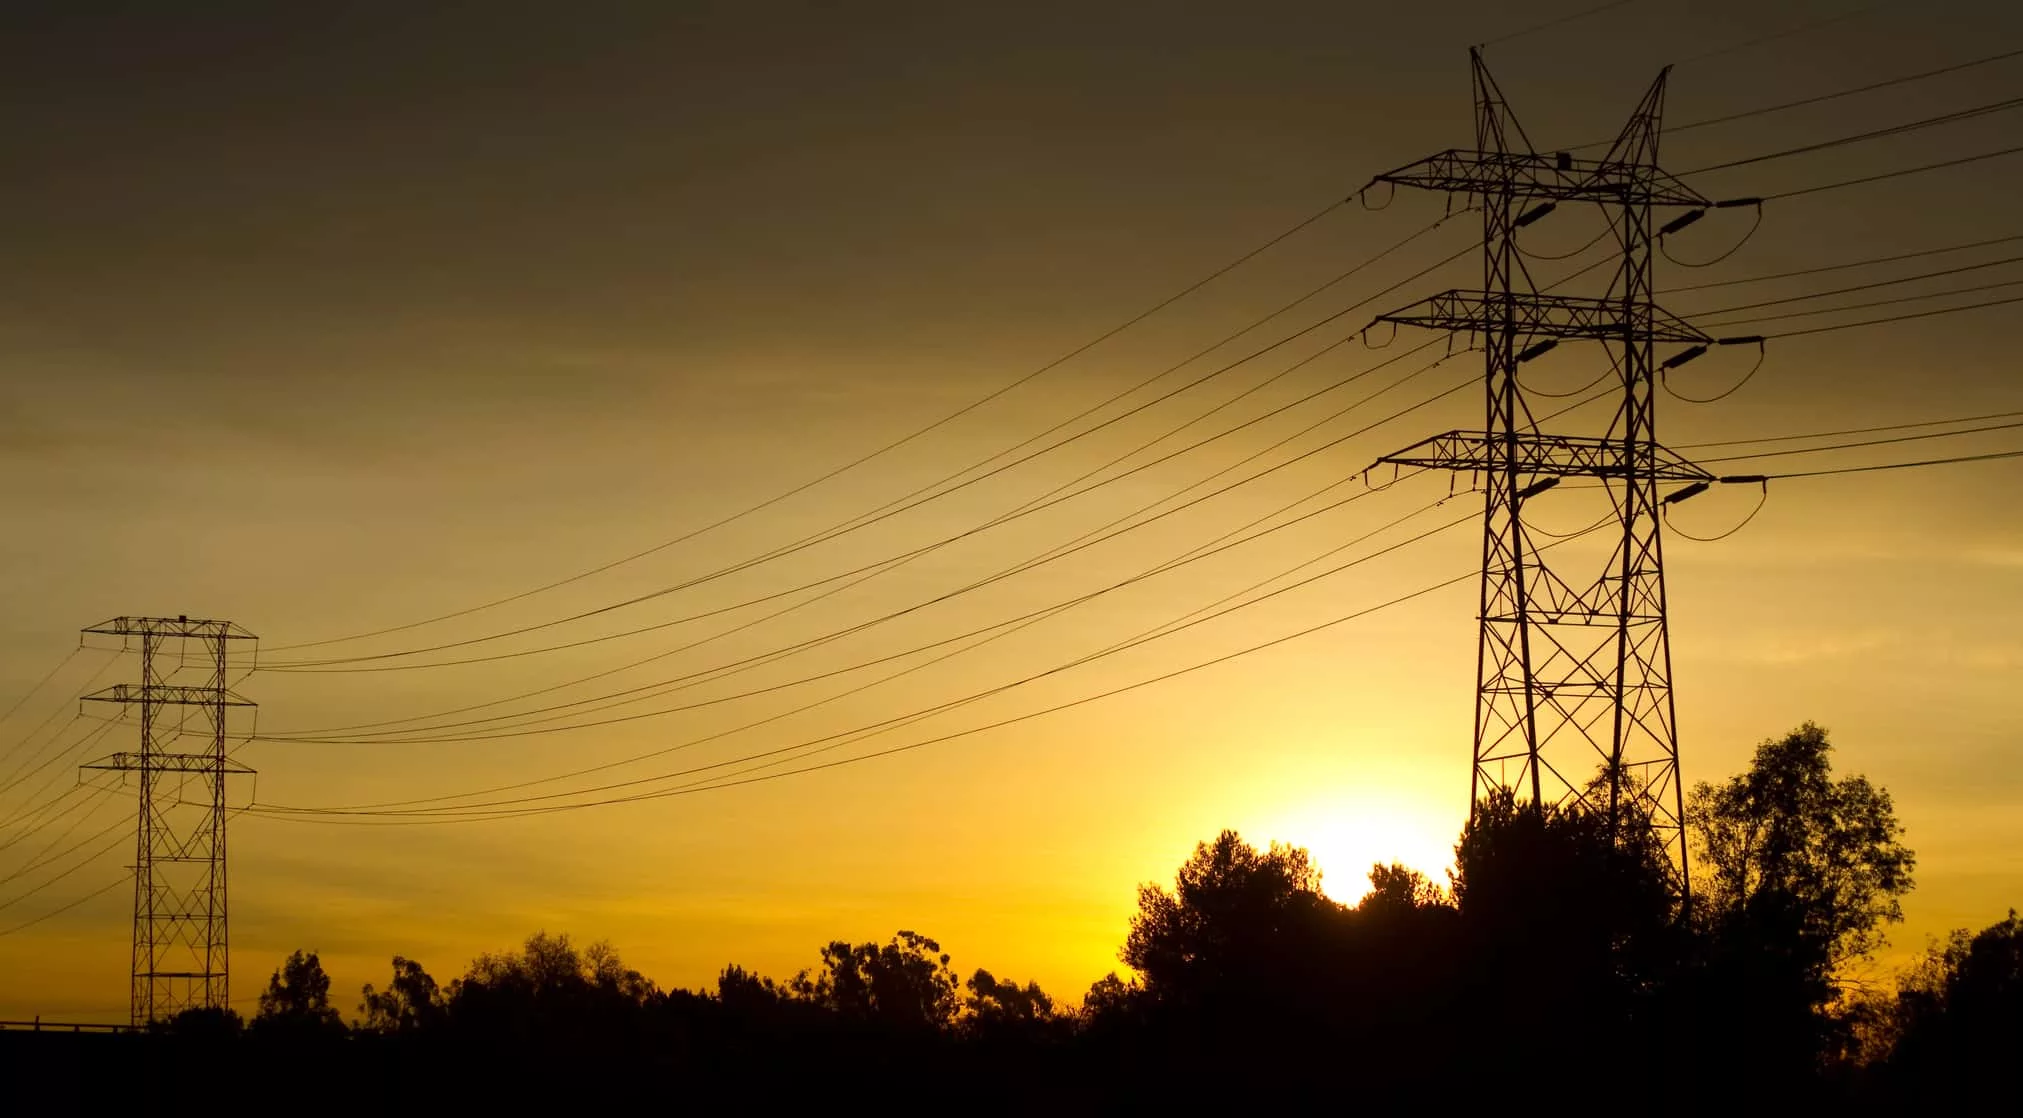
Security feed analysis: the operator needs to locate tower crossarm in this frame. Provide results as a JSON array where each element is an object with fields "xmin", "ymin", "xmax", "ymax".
[
  {"xmin": 1369, "ymin": 149, "xmax": 1709, "ymax": 208},
  {"xmin": 85, "ymin": 616, "xmax": 256, "ymax": 641},
  {"xmin": 83, "ymin": 752, "xmax": 255, "ymax": 775},
  {"xmin": 1378, "ymin": 290, "xmax": 1712, "ymax": 344},
  {"xmin": 1375, "ymin": 431, "xmax": 1713, "ymax": 483},
  {"xmin": 81, "ymin": 683, "xmax": 256, "ymax": 707}
]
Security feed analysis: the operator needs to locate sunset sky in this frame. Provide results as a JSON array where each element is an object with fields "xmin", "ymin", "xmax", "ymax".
[{"xmin": 4, "ymin": 0, "xmax": 2021, "ymax": 1018}]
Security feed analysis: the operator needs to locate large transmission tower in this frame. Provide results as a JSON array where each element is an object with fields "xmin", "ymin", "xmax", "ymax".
[
  {"xmin": 81, "ymin": 616, "xmax": 256, "ymax": 1025},
  {"xmin": 1371, "ymin": 52, "xmax": 1722, "ymax": 883}
]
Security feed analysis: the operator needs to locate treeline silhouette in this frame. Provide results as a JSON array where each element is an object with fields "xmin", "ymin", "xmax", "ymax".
[{"xmin": 8, "ymin": 724, "xmax": 2020, "ymax": 1111}]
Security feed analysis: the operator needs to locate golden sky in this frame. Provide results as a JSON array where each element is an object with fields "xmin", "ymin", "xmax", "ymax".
[{"xmin": 3, "ymin": 0, "xmax": 2021, "ymax": 1018}]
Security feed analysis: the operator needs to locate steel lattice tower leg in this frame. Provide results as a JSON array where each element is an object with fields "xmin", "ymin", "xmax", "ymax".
[
  {"xmin": 82, "ymin": 616, "xmax": 257, "ymax": 1025},
  {"xmin": 1370, "ymin": 52, "xmax": 1726, "ymax": 887}
]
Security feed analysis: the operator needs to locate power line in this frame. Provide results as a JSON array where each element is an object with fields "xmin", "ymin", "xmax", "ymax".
[
  {"xmin": 1663, "ymin": 47, "xmax": 2023, "ymax": 138},
  {"xmin": 1697, "ymin": 419, "xmax": 2023, "ymax": 465},
  {"xmin": 262, "ymin": 198, "xmax": 1358, "ymax": 656},
  {"xmin": 266, "ymin": 372, "xmax": 1475, "ymax": 745},
  {"xmin": 1700, "ymin": 276, "xmax": 2023, "ymax": 327},
  {"xmin": 0, "ymin": 718, "xmax": 123, "ymax": 821},
  {"xmin": 257, "ymin": 499, "xmax": 1628, "ymax": 826},
  {"xmin": 0, "ymin": 793, "xmax": 125, "ymax": 890},
  {"xmin": 263, "ymin": 344, "xmax": 1468, "ymax": 743},
  {"xmin": 1764, "ymin": 292, "xmax": 2023, "ymax": 338},
  {"xmin": 1565, "ymin": 44, "xmax": 2023, "ymax": 152},
  {"xmin": 251, "ymin": 509, "xmax": 1493, "ymax": 822},
  {"xmin": 0, "ymin": 872, "xmax": 127, "ymax": 940},
  {"xmin": 1682, "ymin": 94, "xmax": 2023, "ymax": 175},
  {"xmin": 1682, "ymin": 250, "xmax": 2023, "ymax": 313},
  {"xmin": 0, "ymin": 651, "xmax": 122, "ymax": 793},
  {"xmin": 1664, "ymin": 485, "xmax": 1770, "ymax": 542},
  {"xmin": 0, "ymin": 822, "xmax": 129, "ymax": 917},
  {"xmin": 264, "ymin": 312, "xmax": 1461, "ymax": 676},
  {"xmin": 1477, "ymin": 0, "xmax": 1643, "ymax": 48},
  {"xmin": 0, "ymin": 775, "xmax": 122, "ymax": 860},
  {"xmin": 264, "ymin": 99, "xmax": 2020, "ymax": 673},
  {"xmin": 1675, "ymin": 1, "xmax": 1899, "ymax": 67},
  {"xmin": 270, "ymin": 349, "xmax": 1466, "ymax": 752},
  {"xmin": 1761, "ymin": 144, "xmax": 2023, "ymax": 202},
  {"xmin": 266, "ymin": 232, "xmax": 1478, "ymax": 670},
  {"xmin": 1758, "ymin": 447, "xmax": 2023, "ymax": 480},
  {"xmin": 265, "ymin": 220, "xmax": 1623, "ymax": 749},
  {"xmin": 1677, "ymin": 408, "xmax": 2023, "ymax": 450},
  {"xmin": 1661, "ymin": 233, "xmax": 2023, "ymax": 293},
  {"xmin": 272, "ymin": 484, "xmax": 1453, "ymax": 811},
  {"xmin": 0, "ymin": 648, "xmax": 82, "ymax": 742}
]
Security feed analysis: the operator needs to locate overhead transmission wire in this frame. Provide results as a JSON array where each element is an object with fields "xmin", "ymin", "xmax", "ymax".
[
  {"xmin": 0, "ymin": 650, "xmax": 121, "ymax": 795},
  {"xmin": 265, "ymin": 221, "xmax": 1476, "ymax": 671},
  {"xmin": 585, "ymin": 509, "xmax": 1529, "ymax": 809},
  {"xmin": 261, "ymin": 502, "xmax": 1638, "ymax": 824},
  {"xmin": 259, "ymin": 334, "xmax": 1468, "ymax": 753},
  {"xmin": 1757, "ymin": 292, "xmax": 2023, "ymax": 338},
  {"xmin": 269, "ymin": 216, "xmax": 1626, "ymax": 752},
  {"xmin": 1664, "ymin": 487, "xmax": 1771, "ymax": 542},
  {"xmin": 0, "ymin": 717, "xmax": 123, "ymax": 820},
  {"xmin": 1680, "ymin": 94, "xmax": 2023, "ymax": 175},
  {"xmin": 0, "ymin": 817, "xmax": 130, "ymax": 917},
  {"xmin": 1476, "ymin": 0, "xmax": 1643, "ymax": 49},
  {"xmin": 1661, "ymin": 233, "xmax": 2023, "ymax": 294},
  {"xmin": 1702, "ymin": 277, "xmax": 2023, "ymax": 329},
  {"xmin": 263, "ymin": 235, "xmax": 1473, "ymax": 679},
  {"xmin": 1662, "ymin": 47, "xmax": 2023, "ymax": 140},
  {"xmin": 0, "ymin": 872, "xmax": 127, "ymax": 939},
  {"xmin": 263, "ymin": 198, "xmax": 1358, "ymax": 656},
  {"xmin": 1758, "ymin": 447, "xmax": 2023, "ymax": 480},
  {"xmin": 264, "ymin": 356, "xmax": 1477, "ymax": 745},
  {"xmin": 1675, "ymin": 251, "xmax": 2023, "ymax": 329},
  {"xmin": 0, "ymin": 789, "xmax": 126, "ymax": 890},
  {"xmin": 256, "ymin": 69, "xmax": 2006, "ymax": 812},
  {"xmin": 260, "ymin": 249, "xmax": 1480, "ymax": 727},
  {"xmin": 251, "ymin": 500, "xmax": 1493, "ymax": 823},
  {"xmin": 1696, "ymin": 419, "xmax": 2023, "ymax": 466},
  {"xmin": 0, "ymin": 648, "xmax": 82, "ymax": 744},
  {"xmin": 250, "ymin": 247, "xmax": 1621, "ymax": 807},
  {"xmin": 252, "ymin": 254, "xmax": 1747, "ymax": 812},
  {"xmin": 1677, "ymin": 408, "xmax": 2023, "ymax": 450},
  {"xmin": 269, "ymin": 478, "xmax": 1455, "ymax": 811},
  {"xmin": 1759, "ymin": 145, "xmax": 2023, "ymax": 202},
  {"xmin": 276, "ymin": 339, "xmax": 1465, "ymax": 744},
  {"xmin": 0, "ymin": 759, "xmax": 124, "ymax": 857},
  {"xmin": 1674, "ymin": 1, "xmax": 1901, "ymax": 67},
  {"xmin": 263, "ymin": 271, "xmax": 1493, "ymax": 742},
  {"xmin": 268, "ymin": 74, "xmax": 2016, "ymax": 672},
  {"xmin": 1553, "ymin": 26, "xmax": 2005, "ymax": 153}
]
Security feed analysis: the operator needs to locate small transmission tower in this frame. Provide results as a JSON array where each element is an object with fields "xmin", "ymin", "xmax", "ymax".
[
  {"xmin": 81, "ymin": 616, "xmax": 256, "ymax": 1025},
  {"xmin": 1369, "ymin": 52, "xmax": 1723, "ymax": 883}
]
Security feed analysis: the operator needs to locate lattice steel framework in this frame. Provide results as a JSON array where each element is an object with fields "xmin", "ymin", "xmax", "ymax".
[
  {"xmin": 81, "ymin": 616, "xmax": 256, "ymax": 1025},
  {"xmin": 1371, "ymin": 52, "xmax": 1714, "ymax": 883}
]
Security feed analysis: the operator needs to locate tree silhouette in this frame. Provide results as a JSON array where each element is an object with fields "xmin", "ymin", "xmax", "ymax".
[
  {"xmin": 359, "ymin": 956, "xmax": 445, "ymax": 1034},
  {"xmin": 1689, "ymin": 722, "xmax": 1915, "ymax": 970},
  {"xmin": 1449, "ymin": 787, "xmax": 1681, "ymax": 1093},
  {"xmin": 787, "ymin": 930, "xmax": 960, "ymax": 1031},
  {"xmin": 1682, "ymin": 724, "xmax": 1915, "ymax": 1098},
  {"xmin": 1077, "ymin": 971, "xmax": 1143, "ymax": 1029},
  {"xmin": 963, "ymin": 968, "xmax": 1065, "ymax": 1041},
  {"xmin": 1878, "ymin": 909, "xmax": 2023, "ymax": 1104},
  {"xmin": 1123, "ymin": 829, "xmax": 1345, "ymax": 1013},
  {"xmin": 1358, "ymin": 861, "xmax": 1448, "ymax": 914},
  {"xmin": 164, "ymin": 1004, "xmax": 244, "ymax": 1039},
  {"xmin": 30, "ymin": 720, "xmax": 2011, "ymax": 1114},
  {"xmin": 253, "ymin": 949, "xmax": 344, "ymax": 1036}
]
